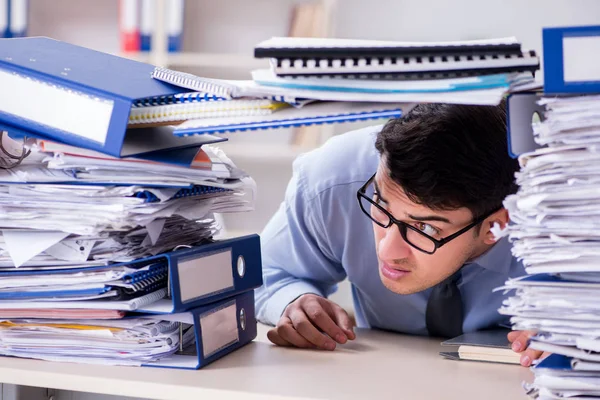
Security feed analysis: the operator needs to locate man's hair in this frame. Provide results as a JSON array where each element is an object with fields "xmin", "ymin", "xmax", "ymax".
[{"xmin": 374, "ymin": 100, "xmax": 518, "ymax": 220}]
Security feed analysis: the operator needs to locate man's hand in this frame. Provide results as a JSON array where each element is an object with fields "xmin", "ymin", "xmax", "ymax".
[
  {"xmin": 508, "ymin": 330, "xmax": 548, "ymax": 367},
  {"xmin": 267, "ymin": 294, "xmax": 356, "ymax": 350}
]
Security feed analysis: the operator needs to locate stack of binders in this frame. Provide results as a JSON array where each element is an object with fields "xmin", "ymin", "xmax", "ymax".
[
  {"xmin": 498, "ymin": 25, "xmax": 600, "ymax": 398},
  {"xmin": 0, "ymin": 36, "xmax": 265, "ymax": 369},
  {"xmin": 149, "ymin": 35, "xmax": 541, "ymax": 136}
]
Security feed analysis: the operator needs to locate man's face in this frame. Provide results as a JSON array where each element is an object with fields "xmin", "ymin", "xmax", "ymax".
[{"xmin": 371, "ymin": 167, "xmax": 487, "ymax": 295}]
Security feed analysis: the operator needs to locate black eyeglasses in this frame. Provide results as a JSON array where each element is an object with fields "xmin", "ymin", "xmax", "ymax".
[{"xmin": 357, "ymin": 173, "xmax": 499, "ymax": 255}]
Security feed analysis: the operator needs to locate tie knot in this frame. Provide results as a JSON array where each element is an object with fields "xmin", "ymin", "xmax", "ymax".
[{"xmin": 441, "ymin": 269, "xmax": 462, "ymax": 287}]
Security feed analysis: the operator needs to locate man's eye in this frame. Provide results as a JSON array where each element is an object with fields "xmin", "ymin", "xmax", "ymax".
[{"xmin": 415, "ymin": 222, "xmax": 439, "ymax": 236}]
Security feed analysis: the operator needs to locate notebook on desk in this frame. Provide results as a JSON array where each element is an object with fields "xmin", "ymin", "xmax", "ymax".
[{"xmin": 440, "ymin": 328, "xmax": 521, "ymax": 365}]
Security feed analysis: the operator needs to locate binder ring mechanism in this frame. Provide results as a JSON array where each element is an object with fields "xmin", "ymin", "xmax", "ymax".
[{"xmin": 0, "ymin": 131, "xmax": 31, "ymax": 169}]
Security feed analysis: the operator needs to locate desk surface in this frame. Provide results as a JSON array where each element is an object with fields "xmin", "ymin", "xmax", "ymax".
[{"xmin": 0, "ymin": 324, "xmax": 532, "ymax": 400}]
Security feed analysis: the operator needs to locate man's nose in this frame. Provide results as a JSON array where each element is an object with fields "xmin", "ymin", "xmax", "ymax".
[{"xmin": 377, "ymin": 224, "xmax": 412, "ymax": 261}]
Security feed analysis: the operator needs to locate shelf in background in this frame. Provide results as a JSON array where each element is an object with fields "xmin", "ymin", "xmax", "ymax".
[
  {"xmin": 119, "ymin": 51, "xmax": 268, "ymax": 69},
  {"xmin": 216, "ymin": 142, "xmax": 313, "ymax": 162}
]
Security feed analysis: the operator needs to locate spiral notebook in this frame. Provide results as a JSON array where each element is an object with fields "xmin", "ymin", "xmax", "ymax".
[
  {"xmin": 172, "ymin": 101, "xmax": 408, "ymax": 136},
  {"xmin": 253, "ymin": 37, "xmax": 539, "ymax": 78},
  {"xmin": 128, "ymin": 99, "xmax": 290, "ymax": 126}
]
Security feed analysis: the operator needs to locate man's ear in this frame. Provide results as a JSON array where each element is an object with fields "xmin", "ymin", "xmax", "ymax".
[{"xmin": 480, "ymin": 208, "xmax": 510, "ymax": 245}]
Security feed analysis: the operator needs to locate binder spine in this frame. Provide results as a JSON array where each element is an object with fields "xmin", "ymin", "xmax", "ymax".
[{"xmin": 152, "ymin": 67, "xmax": 235, "ymax": 99}]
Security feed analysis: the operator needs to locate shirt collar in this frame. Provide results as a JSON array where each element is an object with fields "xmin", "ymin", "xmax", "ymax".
[{"xmin": 464, "ymin": 236, "xmax": 514, "ymax": 274}]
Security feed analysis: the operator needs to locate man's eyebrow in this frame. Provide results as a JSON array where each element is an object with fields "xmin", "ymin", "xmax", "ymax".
[
  {"xmin": 407, "ymin": 214, "xmax": 452, "ymax": 224},
  {"xmin": 373, "ymin": 179, "xmax": 388, "ymax": 203}
]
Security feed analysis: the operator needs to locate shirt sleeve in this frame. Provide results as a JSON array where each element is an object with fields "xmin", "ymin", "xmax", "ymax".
[{"xmin": 254, "ymin": 154, "xmax": 347, "ymax": 326}]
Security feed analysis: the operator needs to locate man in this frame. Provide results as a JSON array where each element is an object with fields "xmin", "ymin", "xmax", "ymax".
[{"xmin": 255, "ymin": 102, "xmax": 543, "ymax": 367}]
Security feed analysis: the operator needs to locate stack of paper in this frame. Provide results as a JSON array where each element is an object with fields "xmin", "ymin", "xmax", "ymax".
[
  {"xmin": 498, "ymin": 95, "xmax": 600, "ymax": 399},
  {"xmin": 0, "ymin": 37, "xmax": 262, "ymax": 368},
  {"xmin": 0, "ymin": 316, "xmax": 190, "ymax": 366},
  {"xmin": 150, "ymin": 36, "xmax": 541, "ymax": 135}
]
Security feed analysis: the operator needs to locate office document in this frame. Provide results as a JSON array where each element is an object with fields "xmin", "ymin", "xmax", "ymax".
[{"xmin": 499, "ymin": 26, "xmax": 600, "ymax": 397}]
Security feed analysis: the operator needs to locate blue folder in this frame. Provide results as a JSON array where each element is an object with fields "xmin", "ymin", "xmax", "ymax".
[
  {"xmin": 0, "ymin": 290, "xmax": 258, "ymax": 370},
  {"xmin": 0, "ymin": 37, "xmax": 226, "ymax": 158},
  {"xmin": 0, "ymin": 234, "xmax": 263, "ymax": 313},
  {"xmin": 543, "ymin": 25, "xmax": 600, "ymax": 94},
  {"xmin": 140, "ymin": 290, "xmax": 257, "ymax": 369}
]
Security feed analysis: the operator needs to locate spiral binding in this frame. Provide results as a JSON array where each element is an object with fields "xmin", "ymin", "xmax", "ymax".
[
  {"xmin": 271, "ymin": 50, "xmax": 539, "ymax": 77},
  {"xmin": 123, "ymin": 271, "xmax": 168, "ymax": 294},
  {"xmin": 123, "ymin": 263, "xmax": 169, "ymax": 284},
  {"xmin": 135, "ymin": 186, "xmax": 232, "ymax": 203},
  {"xmin": 152, "ymin": 67, "xmax": 235, "ymax": 99},
  {"xmin": 132, "ymin": 92, "xmax": 227, "ymax": 108},
  {"xmin": 175, "ymin": 109, "xmax": 404, "ymax": 136},
  {"xmin": 128, "ymin": 99, "xmax": 287, "ymax": 124}
]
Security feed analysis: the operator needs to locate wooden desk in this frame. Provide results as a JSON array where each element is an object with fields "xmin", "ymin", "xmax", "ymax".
[{"xmin": 0, "ymin": 324, "xmax": 532, "ymax": 400}]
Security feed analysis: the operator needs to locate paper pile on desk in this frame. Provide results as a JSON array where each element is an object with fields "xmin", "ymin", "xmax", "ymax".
[
  {"xmin": 0, "ymin": 316, "xmax": 195, "ymax": 366},
  {"xmin": 150, "ymin": 36, "xmax": 541, "ymax": 135},
  {"xmin": 0, "ymin": 131, "xmax": 254, "ymax": 307},
  {"xmin": 497, "ymin": 95, "xmax": 600, "ymax": 399}
]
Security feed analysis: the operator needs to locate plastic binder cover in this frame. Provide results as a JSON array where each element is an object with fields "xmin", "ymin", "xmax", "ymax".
[
  {"xmin": 142, "ymin": 290, "xmax": 257, "ymax": 369},
  {"xmin": 0, "ymin": 234, "xmax": 263, "ymax": 313},
  {"xmin": 0, "ymin": 37, "xmax": 225, "ymax": 158}
]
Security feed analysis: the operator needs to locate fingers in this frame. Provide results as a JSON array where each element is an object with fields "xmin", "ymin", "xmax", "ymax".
[
  {"xmin": 519, "ymin": 348, "xmax": 545, "ymax": 367},
  {"xmin": 268, "ymin": 318, "xmax": 315, "ymax": 349},
  {"xmin": 288, "ymin": 308, "xmax": 339, "ymax": 350},
  {"xmin": 507, "ymin": 330, "xmax": 520, "ymax": 343},
  {"xmin": 510, "ymin": 330, "xmax": 535, "ymax": 353},
  {"xmin": 272, "ymin": 294, "xmax": 355, "ymax": 351},
  {"xmin": 330, "ymin": 304, "xmax": 356, "ymax": 340},
  {"xmin": 507, "ymin": 330, "xmax": 546, "ymax": 367},
  {"xmin": 306, "ymin": 301, "xmax": 352, "ymax": 344}
]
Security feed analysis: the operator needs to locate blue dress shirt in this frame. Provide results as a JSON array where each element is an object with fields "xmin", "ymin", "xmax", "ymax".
[{"xmin": 255, "ymin": 124, "xmax": 525, "ymax": 335}]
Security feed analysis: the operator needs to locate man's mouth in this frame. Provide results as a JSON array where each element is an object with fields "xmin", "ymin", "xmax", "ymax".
[{"xmin": 380, "ymin": 262, "xmax": 411, "ymax": 281}]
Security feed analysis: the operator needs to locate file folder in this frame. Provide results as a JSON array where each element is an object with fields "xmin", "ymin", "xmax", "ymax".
[
  {"xmin": 0, "ymin": 234, "xmax": 263, "ymax": 312},
  {"xmin": 543, "ymin": 25, "xmax": 600, "ymax": 94},
  {"xmin": 0, "ymin": 37, "xmax": 227, "ymax": 158},
  {"xmin": 0, "ymin": 290, "xmax": 257, "ymax": 369},
  {"xmin": 141, "ymin": 290, "xmax": 257, "ymax": 369}
]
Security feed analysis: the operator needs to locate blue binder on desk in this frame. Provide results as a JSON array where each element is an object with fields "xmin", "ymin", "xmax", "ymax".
[
  {"xmin": 141, "ymin": 290, "xmax": 257, "ymax": 370},
  {"xmin": 0, "ymin": 234, "xmax": 263, "ymax": 312},
  {"xmin": 137, "ymin": 234, "xmax": 263, "ymax": 314},
  {"xmin": 543, "ymin": 25, "xmax": 600, "ymax": 94},
  {"xmin": 0, "ymin": 290, "xmax": 258, "ymax": 370},
  {"xmin": 0, "ymin": 37, "xmax": 226, "ymax": 158}
]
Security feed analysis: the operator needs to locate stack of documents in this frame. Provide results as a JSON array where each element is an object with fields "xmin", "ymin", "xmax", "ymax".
[
  {"xmin": 150, "ymin": 36, "xmax": 540, "ymax": 135},
  {"xmin": 0, "ymin": 36, "xmax": 263, "ymax": 368},
  {"xmin": 498, "ymin": 94, "xmax": 600, "ymax": 398}
]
